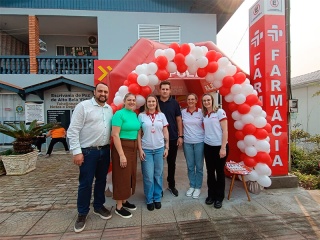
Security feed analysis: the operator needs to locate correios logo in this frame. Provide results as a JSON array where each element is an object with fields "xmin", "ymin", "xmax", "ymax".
[
  {"xmin": 253, "ymin": 4, "xmax": 260, "ymax": 15},
  {"xmin": 270, "ymin": 0, "xmax": 279, "ymax": 8}
]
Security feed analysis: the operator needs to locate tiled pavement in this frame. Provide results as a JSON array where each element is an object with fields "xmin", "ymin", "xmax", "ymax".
[{"xmin": 1, "ymin": 150, "xmax": 320, "ymax": 239}]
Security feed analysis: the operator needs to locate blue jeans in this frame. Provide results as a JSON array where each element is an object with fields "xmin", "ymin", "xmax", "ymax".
[
  {"xmin": 183, "ymin": 142, "xmax": 204, "ymax": 189},
  {"xmin": 77, "ymin": 146, "xmax": 110, "ymax": 215},
  {"xmin": 141, "ymin": 147, "xmax": 164, "ymax": 204}
]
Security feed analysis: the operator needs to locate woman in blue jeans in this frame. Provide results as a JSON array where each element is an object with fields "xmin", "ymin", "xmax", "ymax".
[
  {"xmin": 138, "ymin": 94, "xmax": 169, "ymax": 211},
  {"xmin": 181, "ymin": 93, "xmax": 204, "ymax": 199}
]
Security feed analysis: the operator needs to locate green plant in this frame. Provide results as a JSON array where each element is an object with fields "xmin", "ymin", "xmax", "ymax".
[
  {"xmin": 0, "ymin": 120, "xmax": 53, "ymax": 154},
  {"xmin": 292, "ymin": 171, "xmax": 320, "ymax": 190}
]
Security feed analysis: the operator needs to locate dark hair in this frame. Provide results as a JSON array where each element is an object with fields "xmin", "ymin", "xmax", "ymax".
[{"xmin": 159, "ymin": 80, "xmax": 171, "ymax": 89}]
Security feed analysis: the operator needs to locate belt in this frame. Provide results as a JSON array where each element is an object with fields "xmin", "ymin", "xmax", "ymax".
[{"xmin": 82, "ymin": 144, "xmax": 109, "ymax": 150}]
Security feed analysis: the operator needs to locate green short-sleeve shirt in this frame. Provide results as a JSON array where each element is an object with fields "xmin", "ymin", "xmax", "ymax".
[{"xmin": 112, "ymin": 108, "xmax": 141, "ymax": 139}]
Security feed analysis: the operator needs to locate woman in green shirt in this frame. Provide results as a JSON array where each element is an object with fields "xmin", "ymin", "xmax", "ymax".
[{"xmin": 111, "ymin": 93, "xmax": 141, "ymax": 219}]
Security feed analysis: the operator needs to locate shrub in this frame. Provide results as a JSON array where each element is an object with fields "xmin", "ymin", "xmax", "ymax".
[{"xmin": 292, "ymin": 171, "xmax": 320, "ymax": 190}]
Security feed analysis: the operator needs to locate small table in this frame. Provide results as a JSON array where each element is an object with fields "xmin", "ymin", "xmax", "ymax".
[{"xmin": 225, "ymin": 162, "xmax": 252, "ymax": 201}]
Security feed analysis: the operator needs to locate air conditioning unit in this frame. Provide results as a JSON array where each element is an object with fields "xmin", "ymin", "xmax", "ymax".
[{"xmin": 87, "ymin": 35, "xmax": 98, "ymax": 46}]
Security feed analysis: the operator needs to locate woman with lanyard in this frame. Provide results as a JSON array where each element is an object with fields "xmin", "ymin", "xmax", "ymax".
[
  {"xmin": 202, "ymin": 93, "xmax": 229, "ymax": 209},
  {"xmin": 181, "ymin": 93, "xmax": 204, "ymax": 199},
  {"xmin": 111, "ymin": 93, "xmax": 141, "ymax": 218},
  {"xmin": 138, "ymin": 94, "xmax": 169, "ymax": 211}
]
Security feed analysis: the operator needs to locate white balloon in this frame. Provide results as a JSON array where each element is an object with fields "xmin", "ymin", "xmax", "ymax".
[
  {"xmin": 244, "ymin": 135, "xmax": 257, "ymax": 146},
  {"xmin": 115, "ymin": 92, "xmax": 120, "ymax": 97},
  {"xmin": 185, "ymin": 54, "xmax": 196, "ymax": 67},
  {"xmin": 166, "ymin": 62, "xmax": 177, "ymax": 73},
  {"xmin": 245, "ymin": 146, "xmax": 257, "ymax": 157},
  {"xmin": 231, "ymin": 84, "xmax": 242, "ymax": 95},
  {"xmin": 196, "ymin": 56, "xmax": 209, "ymax": 68},
  {"xmin": 113, "ymin": 96, "xmax": 123, "ymax": 106},
  {"xmin": 224, "ymin": 93, "xmax": 234, "ymax": 103},
  {"xmin": 247, "ymin": 170, "xmax": 259, "ymax": 181},
  {"xmin": 147, "ymin": 62, "xmax": 158, "ymax": 75},
  {"xmin": 253, "ymin": 117, "xmax": 267, "ymax": 128},
  {"xmin": 136, "ymin": 95, "xmax": 146, "ymax": 108},
  {"xmin": 255, "ymin": 163, "xmax": 271, "ymax": 175},
  {"xmin": 253, "ymin": 90, "xmax": 258, "ymax": 95},
  {"xmin": 261, "ymin": 110, "xmax": 267, "ymax": 118},
  {"xmin": 225, "ymin": 64, "xmax": 237, "ymax": 76},
  {"xmin": 257, "ymin": 175, "xmax": 272, "ymax": 187},
  {"xmin": 164, "ymin": 48, "xmax": 175, "ymax": 61},
  {"xmin": 118, "ymin": 85, "xmax": 128, "ymax": 96},
  {"xmin": 155, "ymin": 49, "xmax": 164, "ymax": 58},
  {"xmin": 137, "ymin": 74, "xmax": 149, "ymax": 86},
  {"xmin": 201, "ymin": 46, "xmax": 209, "ymax": 55},
  {"xmin": 135, "ymin": 65, "xmax": 147, "ymax": 75},
  {"xmin": 255, "ymin": 140, "xmax": 270, "ymax": 152},
  {"xmin": 188, "ymin": 43, "xmax": 195, "ymax": 50},
  {"xmin": 217, "ymin": 57, "xmax": 230, "ymax": 68},
  {"xmin": 212, "ymin": 79, "xmax": 223, "ymax": 89},
  {"xmin": 232, "ymin": 111, "xmax": 242, "ymax": 121},
  {"xmin": 266, "ymin": 136, "xmax": 270, "ymax": 142},
  {"xmin": 250, "ymin": 105, "xmax": 263, "ymax": 116},
  {"xmin": 234, "ymin": 120, "xmax": 244, "ymax": 130},
  {"xmin": 244, "ymin": 79, "xmax": 250, "ymax": 84},
  {"xmin": 234, "ymin": 93, "xmax": 246, "ymax": 104},
  {"xmin": 191, "ymin": 46, "xmax": 204, "ymax": 59},
  {"xmin": 205, "ymin": 73, "xmax": 215, "ymax": 83},
  {"xmin": 188, "ymin": 64, "xmax": 198, "ymax": 75},
  {"xmin": 237, "ymin": 140, "xmax": 246, "ymax": 150},
  {"xmin": 242, "ymin": 84, "xmax": 254, "ymax": 96},
  {"xmin": 148, "ymin": 74, "xmax": 159, "ymax": 86},
  {"xmin": 213, "ymin": 69, "xmax": 226, "ymax": 82},
  {"xmin": 241, "ymin": 114, "xmax": 255, "ymax": 124}
]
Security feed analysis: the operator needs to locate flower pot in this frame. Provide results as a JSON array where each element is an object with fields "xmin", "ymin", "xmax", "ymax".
[{"xmin": 1, "ymin": 151, "xmax": 38, "ymax": 175}]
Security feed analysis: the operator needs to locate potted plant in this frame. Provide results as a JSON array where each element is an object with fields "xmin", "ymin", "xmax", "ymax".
[{"xmin": 0, "ymin": 120, "xmax": 53, "ymax": 175}]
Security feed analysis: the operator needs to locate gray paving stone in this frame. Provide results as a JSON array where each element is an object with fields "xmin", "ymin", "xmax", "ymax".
[
  {"xmin": 172, "ymin": 199, "xmax": 209, "ymax": 222},
  {"xmin": 141, "ymin": 201, "xmax": 176, "ymax": 225},
  {"xmin": 0, "ymin": 213, "xmax": 12, "ymax": 224},
  {"xmin": 61, "ymin": 229, "xmax": 103, "ymax": 239},
  {"xmin": 105, "ymin": 205, "xmax": 142, "ymax": 229}
]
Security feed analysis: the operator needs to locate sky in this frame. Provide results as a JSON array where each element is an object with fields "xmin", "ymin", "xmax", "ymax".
[{"xmin": 217, "ymin": 0, "xmax": 320, "ymax": 78}]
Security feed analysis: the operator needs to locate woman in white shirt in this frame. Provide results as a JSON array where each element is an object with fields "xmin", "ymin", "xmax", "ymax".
[
  {"xmin": 181, "ymin": 93, "xmax": 204, "ymax": 199},
  {"xmin": 138, "ymin": 94, "xmax": 169, "ymax": 211},
  {"xmin": 202, "ymin": 93, "xmax": 229, "ymax": 209}
]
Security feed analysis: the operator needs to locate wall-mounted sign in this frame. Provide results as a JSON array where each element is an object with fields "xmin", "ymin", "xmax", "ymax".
[
  {"xmin": 49, "ymin": 92, "xmax": 92, "ymax": 110},
  {"xmin": 25, "ymin": 102, "xmax": 44, "ymax": 123},
  {"xmin": 16, "ymin": 105, "xmax": 24, "ymax": 113}
]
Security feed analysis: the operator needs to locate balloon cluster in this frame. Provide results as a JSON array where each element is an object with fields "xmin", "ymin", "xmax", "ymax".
[{"xmin": 111, "ymin": 42, "xmax": 272, "ymax": 187}]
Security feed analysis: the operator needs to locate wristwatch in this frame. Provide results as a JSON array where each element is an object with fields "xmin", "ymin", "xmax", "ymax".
[{"xmin": 179, "ymin": 136, "xmax": 184, "ymax": 139}]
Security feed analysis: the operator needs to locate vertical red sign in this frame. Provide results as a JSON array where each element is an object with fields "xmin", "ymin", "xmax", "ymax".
[{"xmin": 249, "ymin": 0, "xmax": 288, "ymax": 175}]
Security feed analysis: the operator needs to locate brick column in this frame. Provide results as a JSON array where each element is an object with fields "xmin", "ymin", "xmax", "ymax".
[{"xmin": 29, "ymin": 16, "xmax": 39, "ymax": 74}]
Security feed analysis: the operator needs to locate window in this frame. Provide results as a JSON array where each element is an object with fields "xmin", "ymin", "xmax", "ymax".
[
  {"xmin": 56, "ymin": 46, "xmax": 93, "ymax": 56},
  {"xmin": 138, "ymin": 24, "xmax": 181, "ymax": 44}
]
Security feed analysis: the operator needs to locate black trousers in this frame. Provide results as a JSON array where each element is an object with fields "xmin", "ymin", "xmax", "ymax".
[
  {"xmin": 167, "ymin": 139, "xmax": 178, "ymax": 189},
  {"xmin": 46, "ymin": 138, "xmax": 69, "ymax": 155},
  {"xmin": 204, "ymin": 143, "xmax": 229, "ymax": 201}
]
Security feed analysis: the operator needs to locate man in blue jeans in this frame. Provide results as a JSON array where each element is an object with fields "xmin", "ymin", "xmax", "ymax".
[{"xmin": 67, "ymin": 83, "xmax": 113, "ymax": 233}]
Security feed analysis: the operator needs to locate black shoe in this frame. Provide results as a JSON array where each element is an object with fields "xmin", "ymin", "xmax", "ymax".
[
  {"xmin": 147, "ymin": 203, "xmax": 155, "ymax": 211},
  {"xmin": 168, "ymin": 187, "xmax": 179, "ymax": 197},
  {"xmin": 161, "ymin": 191, "xmax": 163, "ymax": 197},
  {"xmin": 115, "ymin": 206, "xmax": 132, "ymax": 218},
  {"xmin": 214, "ymin": 200, "xmax": 223, "ymax": 209},
  {"xmin": 93, "ymin": 205, "xmax": 112, "ymax": 220},
  {"xmin": 74, "ymin": 214, "xmax": 87, "ymax": 233},
  {"xmin": 154, "ymin": 202, "xmax": 161, "ymax": 209},
  {"xmin": 205, "ymin": 197, "xmax": 214, "ymax": 205},
  {"xmin": 123, "ymin": 201, "xmax": 137, "ymax": 211}
]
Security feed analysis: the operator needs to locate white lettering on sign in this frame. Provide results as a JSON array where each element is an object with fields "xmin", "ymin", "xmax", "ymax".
[{"xmin": 49, "ymin": 92, "xmax": 92, "ymax": 109}]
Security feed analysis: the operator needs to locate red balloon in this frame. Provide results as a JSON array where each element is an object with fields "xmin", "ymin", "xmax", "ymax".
[
  {"xmin": 197, "ymin": 68, "xmax": 207, "ymax": 78},
  {"xmin": 110, "ymin": 103, "xmax": 117, "ymax": 113},
  {"xmin": 256, "ymin": 100, "xmax": 263, "ymax": 106},
  {"xmin": 234, "ymin": 72, "xmax": 246, "ymax": 84},
  {"xmin": 134, "ymin": 109, "xmax": 140, "ymax": 115},
  {"xmin": 206, "ymin": 50, "xmax": 217, "ymax": 62},
  {"xmin": 156, "ymin": 55, "xmax": 168, "ymax": 69},
  {"xmin": 128, "ymin": 83, "xmax": 141, "ymax": 95},
  {"xmin": 206, "ymin": 61, "xmax": 219, "ymax": 73},
  {"xmin": 245, "ymin": 94, "xmax": 259, "ymax": 106},
  {"xmin": 156, "ymin": 69, "xmax": 170, "ymax": 80},
  {"xmin": 174, "ymin": 53, "xmax": 185, "ymax": 65},
  {"xmin": 228, "ymin": 102, "xmax": 238, "ymax": 112},
  {"xmin": 222, "ymin": 76, "xmax": 234, "ymax": 88},
  {"xmin": 177, "ymin": 63, "xmax": 188, "ymax": 73},
  {"xmin": 127, "ymin": 72, "xmax": 138, "ymax": 84},
  {"xmin": 237, "ymin": 103, "xmax": 251, "ymax": 114},
  {"xmin": 219, "ymin": 86, "xmax": 230, "ymax": 96},
  {"xmin": 255, "ymin": 128, "xmax": 268, "ymax": 139},
  {"xmin": 116, "ymin": 103, "xmax": 123, "ymax": 110},
  {"xmin": 140, "ymin": 86, "xmax": 152, "ymax": 98},
  {"xmin": 264, "ymin": 123, "xmax": 272, "ymax": 133},
  {"xmin": 180, "ymin": 43, "xmax": 191, "ymax": 56},
  {"xmin": 214, "ymin": 52, "xmax": 223, "ymax": 61},
  {"xmin": 255, "ymin": 152, "xmax": 272, "ymax": 166},
  {"xmin": 243, "ymin": 156, "xmax": 257, "ymax": 168},
  {"xmin": 235, "ymin": 130, "xmax": 245, "ymax": 140},
  {"xmin": 169, "ymin": 42, "xmax": 180, "ymax": 54},
  {"xmin": 242, "ymin": 124, "xmax": 256, "ymax": 135},
  {"xmin": 123, "ymin": 80, "xmax": 129, "ymax": 86}
]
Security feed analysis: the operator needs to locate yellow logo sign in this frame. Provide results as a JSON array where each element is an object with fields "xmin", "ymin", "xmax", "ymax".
[{"xmin": 98, "ymin": 65, "xmax": 113, "ymax": 81}]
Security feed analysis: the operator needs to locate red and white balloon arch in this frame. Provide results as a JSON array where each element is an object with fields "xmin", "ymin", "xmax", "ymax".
[{"xmin": 110, "ymin": 42, "xmax": 272, "ymax": 188}]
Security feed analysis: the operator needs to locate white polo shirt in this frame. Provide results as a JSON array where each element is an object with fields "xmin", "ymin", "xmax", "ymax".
[
  {"xmin": 138, "ymin": 112, "xmax": 168, "ymax": 150},
  {"xmin": 203, "ymin": 108, "xmax": 227, "ymax": 146},
  {"xmin": 181, "ymin": 108, "xmax": 204, "ymax": 144}
]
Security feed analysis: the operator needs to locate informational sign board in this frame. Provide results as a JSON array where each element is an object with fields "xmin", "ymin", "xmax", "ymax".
[{"xmin": 25, "ymin": 102, "xmax": 44, "ymax": 123}]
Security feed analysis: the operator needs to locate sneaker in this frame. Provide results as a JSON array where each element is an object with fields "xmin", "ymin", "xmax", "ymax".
[
  {"xmin": 147, "ymin": 203, "xmax": 154, "ymax": 211},
  {"xmin": 123, "ymin": 201, "xmax": 137, "ymax": 211},
  {"xmin": 44, "ymin": 154, "xmax": 50, "ymax": 158},
  {"xmin": 186, "ymin": 187, "xmax": 195, "ymax": 197},
  {"xmin": 205, "ymin": 196, "xmax": 214, "ymax": 205},
  {"xmin": 93, "ymin": 205, "xmax": 112, "ymax": 220},
  {"xmin": 115, "ymin": 207, "xmax": 132, "ymax": 218},
  {"xmin": 74, "ymin": 214, "xmax": 87, "ymax": 233},
  {"xmin": 154, "ymin": 202, "xmax": 161, "ymax": 209},
  {"xmin": 168, "ymin": 187, "xmax": 179, "ymax": 197},
  {"xmin": 66, "ymin": 150, "xmax": 70, "ymax": 154},
  {"xmin": 192, "ymin": 189, "xmax": 201, "ymax": 199},
  {"xmin": 37, "ymin": 152, "xmax": 43, "ymax": 156}
]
